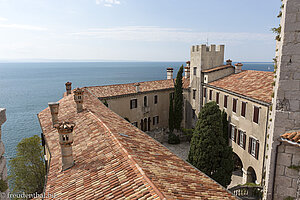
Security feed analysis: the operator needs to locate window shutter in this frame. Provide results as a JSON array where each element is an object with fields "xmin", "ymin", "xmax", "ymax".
[
  {"xmin": 130, "ymin": 100, "xmax": 132, "ymax": 109},
  {"xmin": 234, "ymin": 128, "xmax": 237, "ymax": 142},
  {"xmin": 229, "ymin": 124, "xmax": 232, "ymax": 139},
  {"xmin": 255, "ymin": 141, "xmax": 259, "ymax": 159},
  {"xmin": 253, "ymin": 106, "xmax": 259, "ymax": 123},
  {"xmin": 237, "ymin": 130, "xmax": 240, "ymax": 145},
  {"xmin": 248, "ymin": 138, "xmax": 252, "ymax": 154},
  {"xmin": 216, "ymin": 93, "xmax": 219, "ymax": 104},
  {"xmin": 243, "ymin": 134, "xmax": 246, "ymax": 149},
  {"xmin": 224, "ymin": 96, "xmax": 227, "ymax": 108},
  {"xmin": 203, "ymin": 88, "xmax": 206, "ymax": 98}
]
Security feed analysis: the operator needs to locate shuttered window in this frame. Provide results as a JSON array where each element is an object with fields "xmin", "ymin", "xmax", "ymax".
[
  {"xmin": 230, "ymin": 125, "xmax": 237, "ymax": 142},
  {"xmin": 248, "ymin": 137, "xmax": 259, "ymax": 159},
  {"xmin": 203, "ymin": 88, "xmax": 207, "ymax": 98},
  {"xmin": 253, "ymin": 106, "xmax": 260, "ymax": 123},
  {"xmin": 209, "ymin": 90, "xmax": 213, "ymax": 100},
  {"xmin": 216, "ymin": 92, "xmax": 220, "ymax": 104},
  {"xmin": 224, "ymin": 95, "xmax": 228, "ymax": 108},
  {"xmin": 238, "ymin": 130, "xmax": 246, "ymax": 149},
  {"xmin": 154, "ymin": 95, "xmax": 158, "ymax": 104},
  {"xmin": 233, "ymin": 98, "xmax": 237, "ymax": 113},
  {"xmin": 241, "ymin": 102, "xmax": 246, "ymax": 117},
  {"xmin": 193, "ymin": 90, "xmax": 196, "ymax": 100},
  {"xmin": 130, "ymin": 99, "xmax": 137, "ymax": 109}
]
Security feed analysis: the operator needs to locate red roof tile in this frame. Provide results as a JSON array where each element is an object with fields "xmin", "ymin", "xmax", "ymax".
[
  {"xmin": 208, "ymin": 70, "xmax": 274, "ymax": 103},
  {"xmin": 281, "ymin": 131, "xmax": 300, "ymax": 145},
  {"xmin": 202, "ymin": 65, "xmax": 233, "ymax": 73},
  {"xmin": 87, "ymin": 78, "xmax": 190, "ymax": 99},
  {"xmin": 38, "ymin": 87, "xmax": 237, "ymax": 199}
]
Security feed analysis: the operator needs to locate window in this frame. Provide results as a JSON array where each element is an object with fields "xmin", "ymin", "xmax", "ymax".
[
  {"xmin": 130, "ymin": 99, "xmax": 137, "ymax": 109},
  {"xmin": 170, "ymin": 92, "xmax": 174, "ymax": 99},
  {"xmin": 192, "ymin": 109, "xmax": 196, "ymax": 119},
  {"xmin": 216, "ymin": 92, "xmax": 220, "ymax": 104},
  {"xmin": 153, "ymin": 116, "xmax": 159, "ymax": 125},
  {"xmin": 193, "ymin": 67, "xmax": 197, "ymax": 75},
  {"xmin": 249, "ymin": 137, "xmax": 259, "ymax": 159},
  {"xmin": 232, "ymin": 98, "xmax": 237, "ymax": 113},
  {"xmin": 230, "ymin": 124, "xmax": 237, "ymax": 142},
  {"xmin": 132, "ymin": 122, "xmax": 138, "ymax": 127},
  {"xmin": 154, "ymin": 95, "xmax": 158, "ymax": 104},
  {"xmin": 144, "ymin": 96, "xmax": 148, "ymax": 107},
  {"xmin": 253, "ymin": 106, "xmax": 260, "ymax": 124},
  {"xmin": 241, "ymin": 102, "xmax": 246, "ymax": 117},
  {"xmin": 209, "ymin": 90, "xmax": 213, "ymax": 100},
  {"xmin": 203, "ymin": 88, "xmax": 207, "ymax": 98},
  {"xmin": 193, "ymin": 89, "xmax": 196, "ymax": 100},
  {"xmin": 237, "ymin": 130, "xmax": 246, "ymax": 149},
  {"xmin": 224, "ymin": 95, "xmax": 228, "ymax": 108}
]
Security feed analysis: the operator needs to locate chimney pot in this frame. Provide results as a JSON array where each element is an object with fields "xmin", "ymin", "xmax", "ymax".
[
  {"xmin": 235, "ymin": 63, "xmax": 243, "ymax": 74},
  {"xmin": 65, "ymin": 82, "xmax": 72, "ymax": 96},
  {"xmin": 74, "ymin": 88, "xmax": 84, "ymax": 113},
  {"xmin": 55, "ymin": 122, "xmax": 75, "ymax": 171},
  {"xmin": 134, "ymin": 83, "xmax": 140, "ymax": 93},
  {"xmin": 167, "ymin": 67, "xmax": 174, "ymax": 80},
  {"xmin": 184, "ymin": 66, "xmax": 190, "ymax": 79},
  {"xmin": 48, "ymin": 102, "xmax": 59, "ymax": 126}
]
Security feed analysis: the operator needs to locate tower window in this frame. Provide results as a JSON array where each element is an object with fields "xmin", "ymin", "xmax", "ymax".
[
  {"xmin": 193, "ymin": 90, "xmax": 196, "ymax": 100},
  {"xmin": 193, "ymin": 67, "xmax": 197, "ymax": 75}
]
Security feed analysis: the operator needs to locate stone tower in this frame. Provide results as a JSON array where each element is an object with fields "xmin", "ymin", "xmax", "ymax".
[
  {"xmin": 74, "ymin": 88, "xmax": 84, "ymax": 113},
  {"xmin": 55, "ymin": 122, "xmax": 75, "ymax": 171},
  {"xmin": 0, "ymin": 109, "xmax": 9, "ymax": 199},
  {"xmin": 264, "ymin": 0, "xmax": 300, "ymax": 199},
  {"xmin": 65, "ymin": 82, "xmax": 72, "ymax": 96},
  {"xmin": 189, "ymin": 44, "xmax": 225, "ymax": 125}
]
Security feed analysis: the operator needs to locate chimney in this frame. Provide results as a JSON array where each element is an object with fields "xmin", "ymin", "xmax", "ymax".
[
  {"xmin": 48, "ymin": 102, "xmax": 59, "ymax": 126},
  {"xmin": 134, "ymin": 83, "xmax": 140, "ymax": 93},
  {"xmin": 226, "ymin": 59, "xmax": 232, "ymax": 66},
  {"xmin": 74, "ymin": 88, "xmax": 84, "ymax": 113},
  {"xmin": 65, "ymin": 82, "xmax": 72, "ymax": 96},
  {"xmin": 55, "ymin": 122, "xmax": 75, "ymax": 171},
  {"xmin": 235, "ymin": 63, "xmax": 243, "ymax": 74},
  {"xmin": 167, "ymin": 67, "xmax": 174, "ymax": 80},
  {"xmin": 184, "ymin": 61, "xmax": 190, "ymax": 79}
]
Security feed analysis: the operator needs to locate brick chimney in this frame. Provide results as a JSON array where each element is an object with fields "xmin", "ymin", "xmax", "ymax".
[
  {"xmin": 167, "ymin": 67, "xmax": 174, "ymax": 80},
  {"xmin": 48, "ymin": 102, "xmax": 59, "ymax": 126},
  {"xmin": 55, "ymin": 122, "xmax": 75, "ymax": 171},
  {"xmin": 65, "ymin": 82, "xmax": 72, "ymax": 96},
  {"xmin": 235, "ymin": 63, "xmax": 243, "ymax": 74},
  {"xmin": 184, "ymin": 61, "xmax": 190, "ymax": 79},
  {"xmin": 73, "ymin": 88, "xmax": 84, "ymax": 113},
  {"xmin": 226, "ymin": 59, "xmax": 232, "ymax": 65},
  {"xmin": 134, "ymin": 83, "xmax": 140, "ymax": 93}
]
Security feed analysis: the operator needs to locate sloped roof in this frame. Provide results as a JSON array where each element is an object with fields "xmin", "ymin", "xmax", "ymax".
[
  {"xmin": 202, "ymin": 65, "xmax": 233, "ymax": 73},
  {"xmin": 38, "ymin": 88, "xmax": 237, "ymax": 199},
  {"xmin": 281, "ymin": 131, "xmax": 300, "ymax": 146},
  {"xmin": 208, "ymin": 70, "xmax": 274, "ymax": 103},
  {"xmin": 87, "ymin": 78, "xmax": 190, "ymax": 99}
]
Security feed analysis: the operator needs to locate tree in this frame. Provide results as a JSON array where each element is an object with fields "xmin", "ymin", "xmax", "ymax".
[
  {"xmin": 9, "ymin": 135, "xmax": 46, "ymax": 195},
  {"xmin": 174, "ymin": 65, "xmax": 184, "ymax": 131},
  {"xmin": 188, "ymin": 102, "xmax": 233, "ymax": 187},
  {"xmin": 221, "ymin": 110, "xmax": 229, "ymax": 143},
  {"xmin": 168, "ymin": 93, "xmax": 174, "ymax": 133}
]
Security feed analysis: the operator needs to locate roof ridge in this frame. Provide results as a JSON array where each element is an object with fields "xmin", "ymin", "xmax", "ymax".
[{"xmin": 87, "ymin": 110, "xmax": 166, "ymax": 199}]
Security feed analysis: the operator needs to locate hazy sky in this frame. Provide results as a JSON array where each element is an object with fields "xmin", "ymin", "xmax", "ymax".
[{"xmin": 0, "ymin": 0, "xmax": 281, "ymax": 62}]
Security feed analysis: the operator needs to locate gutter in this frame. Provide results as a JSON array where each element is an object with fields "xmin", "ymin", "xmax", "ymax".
[{"xmin": 203, "ymin": 83, "xmax": 271, "ymax": 107}]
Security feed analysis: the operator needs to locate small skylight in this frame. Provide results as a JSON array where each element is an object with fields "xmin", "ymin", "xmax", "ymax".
[{"xmin": 119, "ymin": 133, "xmax": 129, "ymax": 137}]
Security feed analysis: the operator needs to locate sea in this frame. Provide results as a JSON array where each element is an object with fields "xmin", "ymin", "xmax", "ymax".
[{"xmin": 0, "ymin": 61, "xmax": 273, "ymax": 174}]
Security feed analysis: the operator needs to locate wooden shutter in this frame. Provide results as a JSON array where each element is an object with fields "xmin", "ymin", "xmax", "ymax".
[
  {"xmin": 234, "ymin": 127, "xmax": 237, "ymax": 142},
  {"xmin": 130, "ymin": 100, "xmax": 133, "ymax": 109},
  {"xmin": 233, "ymin": 99, "xmax": 237, "ymax": 112},
  {"xmin": 255, "ymin": 141, "xmax": 260, "ymax": 159},
  {"xmin": 209, "ymin": 90, "xmax": 212, "ymax": 100},
  {"xmin": 203, "ymin": 88, "xmax": 207, "ymax": 98},
  {"xmin": 243, "ymin": 134, "xmax": 246, "ymax": 149},
  {"xmin": 253, "ymin": 106, "xmax": 259, "ymax": 123},
  {"xmin": 241, "ymin": 102, "xmax": 246, "ymax": 117},
  {"xmin": 248, "ymin": 137, "xmax": 252, "ymax": 154},
  {"xmin": 224, "ymin": 96, "xmax": 227, "ymax": 108},
  {"xmin": 237, "ymin": 130, "xmax": 240, "ymax": 145},
  {"xmin": 229, "ymin": 124, "xmax": 232, "ymax": 139}
]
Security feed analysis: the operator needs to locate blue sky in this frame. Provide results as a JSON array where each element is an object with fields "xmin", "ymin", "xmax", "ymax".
[{"xmin": 0, "ymin": 0, "xmax": 281, "ymax": 62}]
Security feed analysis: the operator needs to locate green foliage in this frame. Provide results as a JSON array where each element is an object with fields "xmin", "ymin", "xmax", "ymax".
[
  {"xmin": 221, "ymin": 110, "xmax": 229, "ymax": 143},
  {"xmin": 102, "ymin": 100, "xmax": 108, "ymax": 107},
  {"xmin": 173, "ymin": 65, "xmax": 184, "ymax": 131},
  {"xmin": 169, "ymin": 93, "xmax": 174, "ymax": 133},
  {"xmin": 288, "ymin": 165, "xmax": 300, "ymax": 171},
  {"xmin": 272, "ymin": 25, "xmax": 281, "ymax": 35},
  {"xmin": 284, "ymin": 197, "xmax": 295, "ymax": 200},
  {"xmin": 9, "ymin": 135, "xmax": 46, "ymax": 195},
  {"xmin": 277, "ymin": 11, "xmax": 282, "ymax": 18},
  {"xmin": 272, "ymin": 81, "xmax": 276, "ymax": 86},
  {"xmin": 168, "ymin": 132, "xmax": 180, "ymax": 144},
  {"xmin": 0, "ymin": 179, "xmax": 8, "ymax": 192},
  {"xmin": 188, "ymin": 102, "xmax": 234, "ymax": 187},
  {"xmin": 182, "ymin": 128, "xmax": 194, "ymax": 142}
]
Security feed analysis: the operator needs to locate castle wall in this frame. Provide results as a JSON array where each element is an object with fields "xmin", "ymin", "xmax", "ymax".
[
  {"xmin": 0, "ymin": 108, "xmax": 9, "ymax": 198},
  {"xmin": 264, "ymin": 0, "xmax": 300, "ymax": 199},
  {"xmin": 203, "ymin": 86, "xmax": 269, "ymax": 184}
]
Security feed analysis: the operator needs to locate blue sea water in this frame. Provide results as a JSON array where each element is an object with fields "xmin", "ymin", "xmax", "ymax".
[{"xmin": 0, "ymin": 61, "xmax": 273, "ymax": 173}]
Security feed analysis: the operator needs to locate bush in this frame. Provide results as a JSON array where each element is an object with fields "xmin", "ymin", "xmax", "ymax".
[
  {"xmin": 0, "ymin": 179, "xmax": 8, "ymax": 192},
  {"xmin": 182, "ymin": 128, "xmax": 193, "ymax": 142},
  {"xmin": 168, "ymin": 132, "xmax": 180, "ymax": 144}
]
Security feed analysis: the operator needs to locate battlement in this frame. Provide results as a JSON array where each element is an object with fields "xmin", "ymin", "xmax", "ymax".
[{"xmin": 191, "ymin": 44, "xmax": 224, "ymax": 53}]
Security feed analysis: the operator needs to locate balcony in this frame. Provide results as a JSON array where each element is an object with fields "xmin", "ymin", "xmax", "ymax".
[{"xmin": 229, "ymin": 185, "xmax": 263, "ymax": 200}]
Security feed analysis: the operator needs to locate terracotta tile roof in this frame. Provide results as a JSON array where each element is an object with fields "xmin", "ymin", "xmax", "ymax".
[
  {"xmin": 281, "ymin": 131, "xmax": 300, "ymax": 146},
  {"xmin": 202, "ymin": 65, "xmax": 233, "ymax": 73},
  {"xmin": 87, "ymin": 78, "xmax": 190, "ymax": 98},
  {"xmin": 38, "ymin": 88, "xmax": 237, "ymax": 199},
  {"xmin": 208, "ymin": 70, "xmax": 274, "ymax": 103}
]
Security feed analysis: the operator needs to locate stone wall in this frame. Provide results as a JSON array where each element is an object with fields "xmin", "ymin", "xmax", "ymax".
[
  {"xmin": 264, "ymin": 0, "xmax": 300, "ymax": 199},
  {"xmin": 0, "ymin": 108, "xmax": 9, "ymax": 199},
  {"xmin": 273, "ymin": 142, "xmax": 300, "ymax": 199}
]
